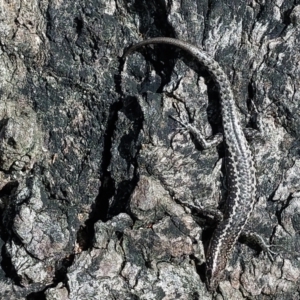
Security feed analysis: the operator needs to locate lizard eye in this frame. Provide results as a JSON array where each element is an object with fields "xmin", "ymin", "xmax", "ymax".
[
  {"xmin": 206, "ymin": 268, "xmax": 213, "ymax": 287},
  {"xmin": 206, "ymin": 269, "xmax": 212, "ymax": 279}
]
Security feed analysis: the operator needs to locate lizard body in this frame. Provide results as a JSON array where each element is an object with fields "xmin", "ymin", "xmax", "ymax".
[{"xmin": 123, "ymin": 37, "xmax": 256, "ymax": 291}]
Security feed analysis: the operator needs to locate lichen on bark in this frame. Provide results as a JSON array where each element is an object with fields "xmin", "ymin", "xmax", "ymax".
[{"xmin": 0, "ymin": 0, "xmax": 300, "ymax": 299}]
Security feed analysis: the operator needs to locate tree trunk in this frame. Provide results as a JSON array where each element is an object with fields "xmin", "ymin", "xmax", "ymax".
[{"xmin": 0, "ymin": 0, "xmax": 300, "ymax": 299}]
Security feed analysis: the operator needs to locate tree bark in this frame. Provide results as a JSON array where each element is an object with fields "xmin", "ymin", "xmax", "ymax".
[{"xmin": 0, "ymin": 0, "xmax": 300, "ymax": 299}]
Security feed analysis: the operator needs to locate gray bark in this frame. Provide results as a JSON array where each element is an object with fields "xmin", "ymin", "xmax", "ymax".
[{"xmin": 0, "ymin": 0, "xmax": 300, "ymax": 299}]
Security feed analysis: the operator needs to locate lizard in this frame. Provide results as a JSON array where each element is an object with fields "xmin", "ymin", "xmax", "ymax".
[{"xmin": 122, "ymin": 37, "xmax": 258, "ymax": 292}]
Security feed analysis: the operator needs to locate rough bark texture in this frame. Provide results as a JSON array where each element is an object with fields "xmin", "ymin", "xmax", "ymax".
[{"xmin": 1, "ymin": 0, "xmax": 300, "ymax": 299}]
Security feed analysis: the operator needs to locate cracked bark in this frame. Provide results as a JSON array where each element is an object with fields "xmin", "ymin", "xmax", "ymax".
[{"xmin": 0, "ymin": 0, "xmax": 300, "ymax": 299}]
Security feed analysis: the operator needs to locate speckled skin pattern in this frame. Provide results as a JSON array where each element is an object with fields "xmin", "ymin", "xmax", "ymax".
[{"xmin": 123, "ymin": 37, "xmax": 256, "ymax": 291}]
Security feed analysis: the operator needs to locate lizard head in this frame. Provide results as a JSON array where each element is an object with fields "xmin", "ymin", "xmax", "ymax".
[
  {"xmin": 205, "ymin": 245, "xmax": 228, "ymax": 292},
  {"xmin": 206, "ymin": 263, "xmax": 226, "ymax": 292}
]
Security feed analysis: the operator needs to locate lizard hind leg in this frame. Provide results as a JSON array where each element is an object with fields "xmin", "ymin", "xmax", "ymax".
[
  {"xmin": 185, "ymin": 202, "xmax": 224, "ymax": 223},
  {"xmin": 170, "ymin": 106, "xmax": 223, "ymax": 150}
]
